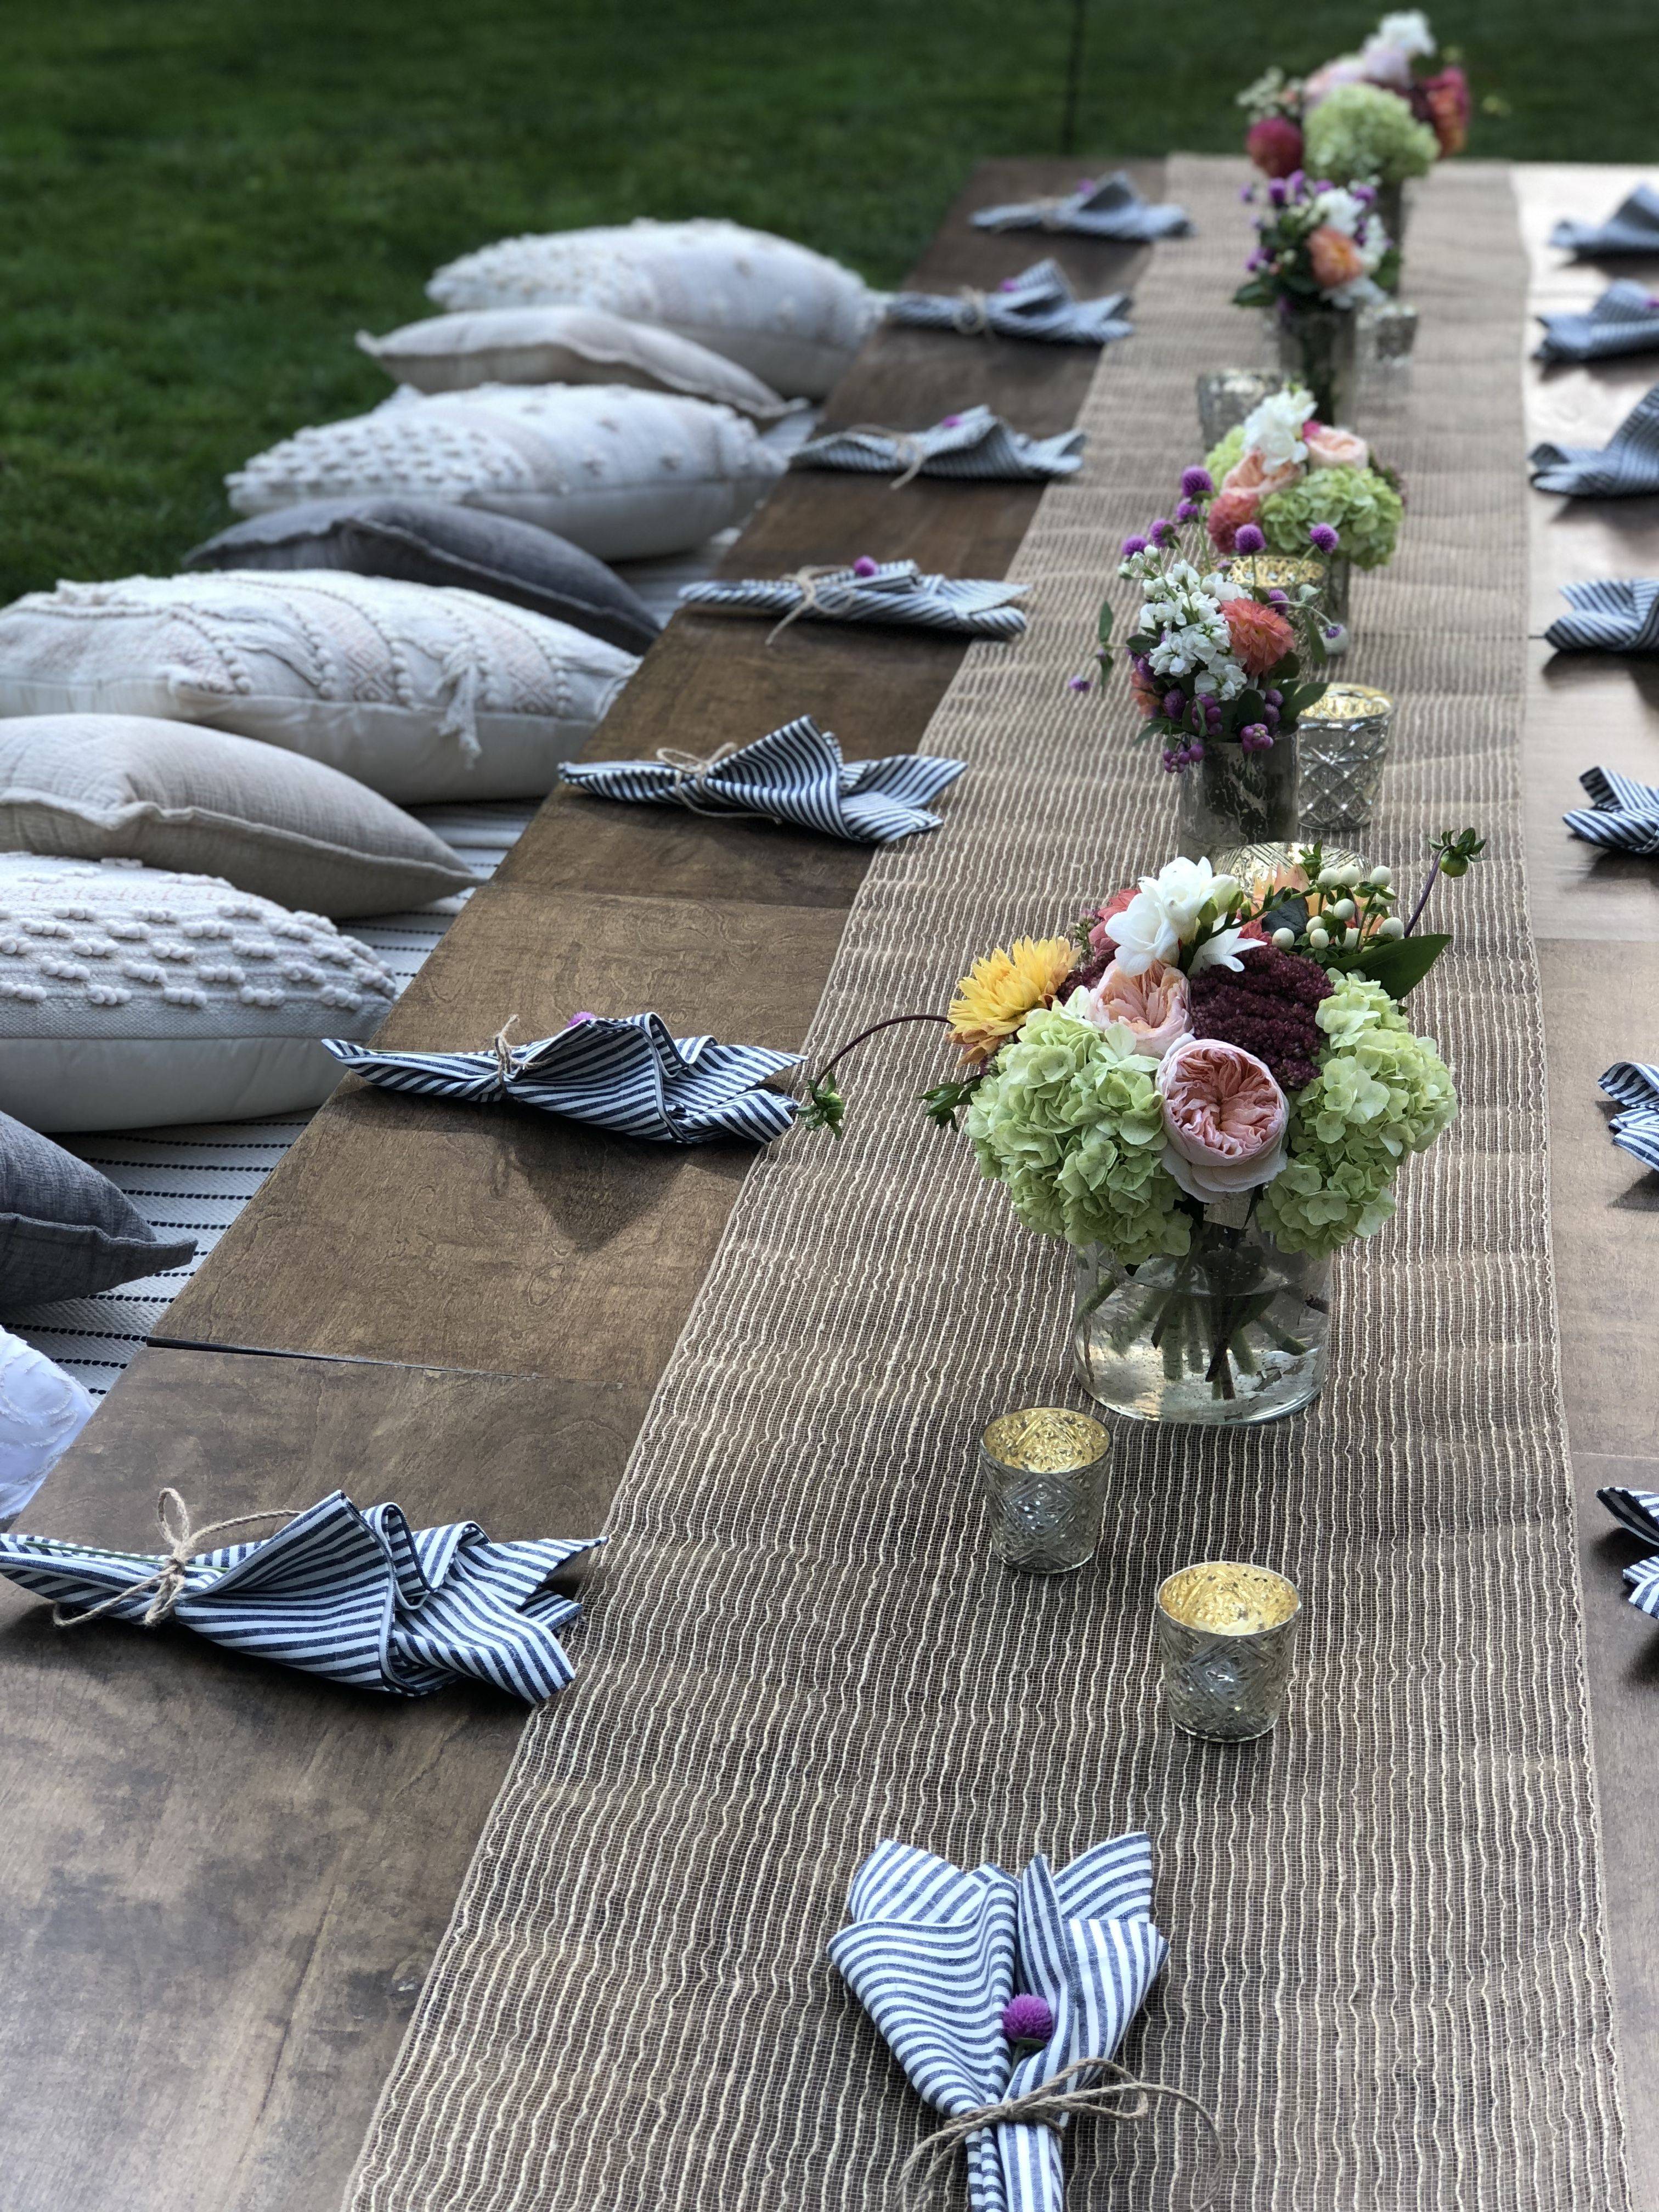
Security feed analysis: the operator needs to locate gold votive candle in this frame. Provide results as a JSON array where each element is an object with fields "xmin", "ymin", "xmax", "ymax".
[
  {"xmin": 977, "ymin": 1407, "xmax": 1110, "ymax": 1575},
  {"xmin": 1296, "ymin": 682, "xmax": 1395, "ymax": 841},
  {"xmin": 1154, "ymin": 1561, "xmax": 1302, "ymax": 1741}
]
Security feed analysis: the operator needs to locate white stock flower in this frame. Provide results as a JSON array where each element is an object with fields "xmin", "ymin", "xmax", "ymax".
[
  {"xmin": 1373, "ymin": 9, "xmax": 1435, "ymax": 57},
  {"xmin": 1239, "ymin": 386, "xmax": 1314, "ymax": 471}
]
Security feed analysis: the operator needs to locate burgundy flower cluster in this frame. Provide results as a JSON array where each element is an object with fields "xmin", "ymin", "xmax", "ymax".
[{"xmin": 1189, "ymin": 946, "xmax": 1333, "ymax": 1092}]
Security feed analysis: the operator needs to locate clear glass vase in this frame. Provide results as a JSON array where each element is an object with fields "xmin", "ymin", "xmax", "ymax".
[
  {"xmin": 1296, "ymin": 681, "xmax": 1394, "ymax": 840},
  {"xmin": 1176, "ymin": 732, "xmax": 1299, "ymax": 861},
  {"xmin": 1072, "ymin": 1219, "xmax": 1330, "ymax": 1425},
  {"xmin": 1265, "ymin": 303, "xmax": 1360, "ymax": 425}
]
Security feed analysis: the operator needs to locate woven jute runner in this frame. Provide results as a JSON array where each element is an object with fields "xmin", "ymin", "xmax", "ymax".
[{"xmin": 346, "ymin": 159, "xmax": 1630, "ymax": 2211}]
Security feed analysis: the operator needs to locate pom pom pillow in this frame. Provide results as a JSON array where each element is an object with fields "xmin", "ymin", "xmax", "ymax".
[
  {"xmin": 0, "ymin": 856, "xmax": 397, "ymax": 1132},
  {"xmin": 426, "ymin": 219, "xmax": 878, "ymax": 399},
  {"xmin": 357, "ymin": 306, "xmax": 792, "ymax": 420},
  {"xmin": 0, "ymin": 714, "xmax": 476, "ymax": 920},
  {"xmin": 0, "ymin": 1106, "xmax": 196, "ymax": 1307},
  {"xmin": 184, "ymin": 498, "xmax": 662, "ymax": 656},
  {"xmin": 0, "ymin": 1327, "xmax": 95, "ymax": 1524},
  {"xmin": 0, "ymin": 572, "xmax": 637, "ymax": 805},
  {"xmin": 225, "ymin": 385, "xmax": 785, "ymax": 563}
]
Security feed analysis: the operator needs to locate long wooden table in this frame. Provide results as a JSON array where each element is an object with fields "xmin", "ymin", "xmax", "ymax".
[{"xmin": 5, "ymin": 157, "xmax": 1659, "ymax": 2210}]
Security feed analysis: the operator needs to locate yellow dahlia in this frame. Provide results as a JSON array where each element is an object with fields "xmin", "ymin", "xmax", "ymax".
[{"xmin": 948, "ymin": 936, "xmax": 1075, "ymax": 1065}]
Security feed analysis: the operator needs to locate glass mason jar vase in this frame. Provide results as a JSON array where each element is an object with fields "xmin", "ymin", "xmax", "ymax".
[
  {"xmin": 1072, "ymin": 1218, "xmax": 1330, "ymax": 1425},
  {"xmin": 1264, "ymin": 302, "xmax": 1360, "ymax": 426},
  {"xmin": 1176, "ymin": 731, "xmax": 1299, "ymax": 861}
]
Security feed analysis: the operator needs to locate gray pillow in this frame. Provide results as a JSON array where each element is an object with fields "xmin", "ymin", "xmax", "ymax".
[
  {"xmin": 0, "ymin": 1110, "xmax": 196, "ymax": 1309},
  {"xmin": 183, "ymin": 498, "xmax": 662, "ymax": 656}
]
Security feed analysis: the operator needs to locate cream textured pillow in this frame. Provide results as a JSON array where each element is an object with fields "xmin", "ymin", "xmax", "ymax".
[
  {"xmin": 0, "ymin": 714, "xmax": 476, "ymax": 919},
  {"xmin": 225, "ymin": 384, "xmax": 785, "ymax": 563},
  {"xmin": 0, "ymin": 855, "xmax": 397, "ymax": 1132},
  {"xmin": 426, "ymin": 219, "xmax": 878, "ymax": 399},
  {"xmin": 0, "ymin": 572, "xmax": 638, "ymax": 805},
  {"xmin": 357, "ymin": 306, "xmax": 792, "ymax": 420}
]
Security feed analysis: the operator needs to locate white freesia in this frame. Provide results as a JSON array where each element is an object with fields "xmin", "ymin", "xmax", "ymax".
[
  {"xmin": 1104, "ymin": 858, "xmax": 1251, "ymax": 977},
  {"xmin": 1239, "ymin": 386, "xmax": 1314, "ymax": 472},
  {"xmin": 1187, "ymin": 925, "xmax": 1265, "ymax": 975}
]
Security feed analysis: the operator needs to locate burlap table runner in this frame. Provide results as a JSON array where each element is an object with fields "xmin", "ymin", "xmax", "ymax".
[{"xmin": 346, "ymin": 158, "xmax": 1630, "ymax": 2211}]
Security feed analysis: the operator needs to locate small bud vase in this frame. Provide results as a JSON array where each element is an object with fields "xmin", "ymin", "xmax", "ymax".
[
  {"xmin": 1265, "ymin": 302, "xmax": 1359, "ymax": 426},
  {"xmin": 1176, "ymin": 731, "xmax": 1300, "ymax": 862}
]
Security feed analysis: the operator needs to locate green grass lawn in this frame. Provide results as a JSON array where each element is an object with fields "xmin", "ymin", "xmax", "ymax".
[{"xmin": 1, "ymin": 0, "xmax": 1652, "ymax": 600}]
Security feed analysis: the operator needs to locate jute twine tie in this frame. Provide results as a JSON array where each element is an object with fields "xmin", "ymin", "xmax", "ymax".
[
  {"xmin": 54, "ymin": 1487, "xmax": 306, "ymax": 1630},
  {"xmin": 652, "ymin": 742, "xmax": 743, "ymax": 814},
  {"xmin": 903, "ymin": 2057, "xmax": 1222, "ymax": 2210},
  {"xmin": 951, "ymin": 289, "xmax": 995, "ymax": 337},
  {"xmin": 764, "ymin": 565, "xmax": 862, "ymax": 646},
  {"xmin": 833, "ymin": 423, "xmax": 932, "ymax": 489},
  {"xmin": 489, "ymin": 1014, "xmax": 521, "ymax": 1093}
]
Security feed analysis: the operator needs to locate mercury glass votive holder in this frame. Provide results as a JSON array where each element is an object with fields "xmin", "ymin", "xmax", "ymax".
[
  {"xmin": 1296, "ymin": 682, "xmax": 1395, "ymax": 840},
  {"xmin": 977, "ymin": 1407, "xmax": 1111, "ymax": 1575},
  {"xmin": 1195, "ymin": 369, "xmax": 1279, "ymax": 449},
  {"xmin": 1155, "ymin": 1562, "xmax": 1302, "ymax": 1741}
]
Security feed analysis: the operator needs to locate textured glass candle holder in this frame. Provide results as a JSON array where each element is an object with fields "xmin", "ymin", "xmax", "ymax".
[
  {"xmin": 1195, "ymin": 369, "xmax": 1279, "ymax": 449},
  {"xmin": 977, "ymin": 1407, "xmax": 1111, "ymax": 1574},
  {"xmin": 1175, "ymin": 732, "xmax": 1300, "ymax": 862},
  {"xmin": 1263, "ymin": 303, "xmax": 1359, "ymax": 426},
  {"xmin": 1226, "ymin": 549, "xmax": 1349, "ymax": 653},
  {"xmin": 1155, "ymin": 1561, "xmax": 1303, "ymax": 1741},
  {"xmin": 1296, "ymin": 682, "xmax": 1395, "ymax": 841}
]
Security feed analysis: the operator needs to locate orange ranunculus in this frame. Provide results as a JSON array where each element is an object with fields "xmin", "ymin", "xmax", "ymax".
[
  {"xmin": 1307, "ymin": 225, "xmax": 1366, "ymax": 293},
  {"xmin": 1221, "ymin": 596, "xmax": 1296, "ymax": 679}
]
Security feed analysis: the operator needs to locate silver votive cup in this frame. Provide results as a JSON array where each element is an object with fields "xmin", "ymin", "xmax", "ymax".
[
  {"xmin": 1195, "ymin": 369, "xmax": 1279, "ymax": 449},
  {"xmin": 977, "ymin": 1407, "xmax": 1111, "ymax": 1575},
  {"xmin": 1296, "ymin": 682, "xmax": 1395, "ymax": 840},
  {"xmin": 1155, "ymin": 1561, "xmax": 1302, "ymax": 1741}
]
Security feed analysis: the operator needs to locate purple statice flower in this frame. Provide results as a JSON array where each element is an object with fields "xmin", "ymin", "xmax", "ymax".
[
  {"xmin": 1175, "ymin": 498, "xmax": 1200, "ymax": 524},
  {"xmin": 1149, "ymin": 516, "xmax": 1177, "ymax": 546},
  {"xmin": 1308, "ymin": 522, "xmax": 1340, "ymax": 554},
  {"xmin": 1067, "ymin": 673, "xmax": 1093, "ymax": 694},
  {"xmin": 851, "ymin": 555, "xmax": 880, "ymax": 577},
  {"xmin": 1163, "ymin": 688, "xmax": 1186, "ymax": 719},
  {"xmin": 1181, "ymin": 466, "xmax": 1215, "ymax": 499},
  {"xmin": 1001, "ymin": 1994, "xmax": 1056, "ymax": 2044},
  {"xmin": 1234, "ymin": 522, "xmax": 1266, "ymax": 555},
  {"xmin": 1239, "ymin": 723, "xmax": 1274, "ymax": 753},
  {"xmin": 1121, "ymin": 533, "xmax": 1149, "ymax": 557}
]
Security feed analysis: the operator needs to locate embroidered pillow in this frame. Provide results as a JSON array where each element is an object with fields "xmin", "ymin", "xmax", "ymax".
[
  {"xmin": 0, "ymin": 572, "xmax": 637, "ymax": 806},
  {"xmin": 225, "ymin": 384, "xmax": 786, "ymax": 564},
  {"xmin": 0, "ymin": 1107, "xmax": 196, "ymax": 1307},
  {"xmin": 426, "ymin": 219, "xmax": 877, "ymax": 398},
  {"xmin": 0, "ymin": 855, "xmax": 397, "ymax": 1132}
]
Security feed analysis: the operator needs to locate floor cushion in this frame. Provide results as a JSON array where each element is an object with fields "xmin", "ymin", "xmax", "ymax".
[
  {"xmin": 426, "ymin": 219, "xmax": 877, "ymax": 399},
  {"xmin": 0, "ymin": 1325, "xmax": 95, "ymax": 1525},
  {"xmin": 224, "ymin": 385, "xmax": 785, "ymax": 564},
  {"xmin": 357, "ymin": 306, "xmax": 792, "ymax": 420},
  {"xmin": 0, "ymin": 855, "xmax": 397, "ymax": 1132},
  {"xmin": 0, "ymin": 1105, "xmax": 196, "ymax": 1306},
  {"xmin": 0, "ymin": 572, "xmax": 638, "ymax": 805},
  {"xmin": 184, "ymin": 498, "xmax": 661, "ymax": 657}
]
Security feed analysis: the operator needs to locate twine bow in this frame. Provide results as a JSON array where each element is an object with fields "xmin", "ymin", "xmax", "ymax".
[
  {"xmin": 765, "ymin": 564, "xmax": 863, "ymax": 646},
  {"xmin": 902, "ymin": 2057, "xmax": 1222, "ymax": 2210},
  {"xmin": 53, "ymin": 1487, "xmax": 306, "ymax": 1630},
  {"xmin": 651, "ymin": 742, "xmax": 743, "ymax": 813},
  {"xmin": 833, "ymin": 422, "xmax": 932, "ymax": 489},
  {"xmin": 489, "ymin": 1014, "xmax": 521, "ymax": 1092}
]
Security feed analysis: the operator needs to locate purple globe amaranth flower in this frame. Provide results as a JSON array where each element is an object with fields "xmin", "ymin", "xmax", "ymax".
[
  {"xmin": 1181, "ymin": 465, "xmax": 1215, "ymax": 499},
  {"xmin": 1001, "ymin": 1994, "xmax": 1056, "ymax": 2045},
  {"xmin": 1066, "ymin": 674, "xmax": 1093, "ymax": 694},
  {"xmin": 851, "ymin": 555, "xmax": 880, "ymax": 577},
  {"xmin": 1263, "ymin": 701, "xmax": 1281, "ymax": 730},
  {"xmin": 1163, "ymin": 688, "xmax": 1186, "ymax": 718},
  {"xmin": 1234, "ymin": 522, "xmax": 1267, "ymax": 555},
  {"xmin": 1308, "ymin": 522, "xmax": 1340, "ymax": 554},
  {"xmin": 1149, "ymin": 516, "xmax": 1177, "ymax": 546},
  {"xmin": 1267, "ymin": 178, "xmax": 1287, "ymax": 206},
  {"xmin": 1175, "ymin": 499, "xmax": 1200, "ymax": 524},
  {"xmin": 1265, "ymin": 688, "xmax": 1283, "ymax": 706},
  {"xmin": 1266, "ymin": 588, "xmax": 1290, "ymax": 605},
  {"xmin": 1121, "ymin": 533, "xmax": 1149, "ymax": 557}
]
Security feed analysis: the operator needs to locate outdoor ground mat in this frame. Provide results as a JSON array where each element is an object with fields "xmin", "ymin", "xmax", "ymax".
[{"xmin": 343, "ymin": 159, "xmax": 1632, "ymax": 2212}]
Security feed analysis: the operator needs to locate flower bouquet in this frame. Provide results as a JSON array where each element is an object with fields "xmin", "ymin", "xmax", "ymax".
[{"xmin": 1233, "ymin": 174, "xmax": 1392, "ymax": 422}]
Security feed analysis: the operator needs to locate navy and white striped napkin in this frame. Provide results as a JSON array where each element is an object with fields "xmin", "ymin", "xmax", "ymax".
[
  {"xmin": 1536, "ymin": 282, "xmax": 1659, "ymax": 365},
  {"xmin": 561, "ymin": 715, "xmax": 965, "ymax": 843},
  {"xmin": 1551, "ymin": 185, "xmax": 1659, "ymax": 258},
  {"xmin": 1597, "ymin": 1487, "xmax": 1659, "ymax": 1620},
  {"xmin": 0, "ymin": 1490, "xmax": 598, "ymax": 1700},
  {"xmin": 1599, "ymin": 1060, "xmax": 1659, "ymax": 1175},
  {"xmin": 830, "ymin": 1835, "xmax": 1168, "ymax": 2212},
  {"xmin": 972, "ymin": 172, "xmax": 1192, "ymax": 243},
  {"xmin": 1545, "ymin": 578, "xmax": 1659, "ymax": 653},
  {"xmin": 1530, "ymin": 382, "xmax": 1659, "ymax": 496},
  {"xmin": 324, "ymin": 1010, "xmax": 800, "ymax": 1144},
  {"xmin": 793, "ymin": 405, "xmax": 1085, "ymax": 484},
  {"xmin": 680, "ymin": 558, "xmax": 1029, "ymax": 639},
  {"xmin": 1565, "ymin": 765, "xmax": 1659, "ymax": 855},
  {"xmin": 886, "ymin": 260, "xmax": 1134, "ymax": 348}
]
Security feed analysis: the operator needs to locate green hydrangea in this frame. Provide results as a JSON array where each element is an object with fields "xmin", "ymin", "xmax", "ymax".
[
  {"xmin": 1258, "ymin": 974, "xmax": 1456, "ymax": 1255},
  {"xmin": 1205, "ymin": 426, "xmax": 1247, "ymax": 484},
  {"xmin": 1256, "ymin": 465, "xmax": 1403, "ymax": 569},
  {"xmin": 965, "ymin": 1006, "xmax": 1190, "ymax": 1262},
  {"xmin": 1304, "ymin": 83, "xmax": 1438, "ymax": 187}
]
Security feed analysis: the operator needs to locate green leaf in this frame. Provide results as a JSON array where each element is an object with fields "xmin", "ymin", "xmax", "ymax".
[
  {"xmin": 800, "ymin": 1070, "xmax": 846, "ymax": 1137},
  {"xmin": 1097, "ymin": 599, "xmax": 1114, "ymax": 648},
  {"xmin": 1346, "ymin": 933, "xmax": 1451, "ymax": 1000},
  {"xmin": 919, "ymin": 1076, "xmax": 981, "ymax": 1132}
]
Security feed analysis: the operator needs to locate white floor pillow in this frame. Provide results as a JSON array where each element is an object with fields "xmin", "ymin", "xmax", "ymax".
[
  {"xmin": 0, "ymin": 572, "xmax": 638, "ymax": 805},
  {"xmin": 225, "ymin": 384, "xmax": 785, "ymax": 563},
  {"xmin": 0, "ymin": 855, "xmax": 396, "ymax": 1132},
  {"xmin": 426, "ymin": 219, "xmax": 878, "ymax": 399},
  {"xmin": 357, "ymin": 306, "xmax": 792, "ymax": 420}
]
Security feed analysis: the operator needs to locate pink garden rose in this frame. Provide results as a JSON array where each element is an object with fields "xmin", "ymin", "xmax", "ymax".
[
  {"xmin": 1305, "ymin": 423, "xmax": 1369, "ymax": 471},
  {"xmin": 1076, "ymin": 958, "xmax": 1192, "ymax": 1060},
  {"xmin": 1222, "ymin": 449, "xmax": 1302, "ymax": 503},
  {"xmin": 1087, "ymin": 886, "xmax": 1138, "ymax": 960},
  {"xmin": 1157, "ymin": 1037, "xmax": 1289, "ymax": 1201},
  {"xmin": 1308, "ymin": 225, "xmax": 1367, "ymax": 294}
]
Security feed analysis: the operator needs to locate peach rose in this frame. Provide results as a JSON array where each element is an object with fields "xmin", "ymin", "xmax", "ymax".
[
  {"xmin": 1220, "ymin": 597, "xmax": 1295, "ymax": 678},
  {"xmin": 1075, "ymin": 957, "xmax": 1192, "ymax": 1060},
  {"xmin": 1308, "ymin": 225, "xmax": 1367, "ymax": 294},
  {"xmin": 1157, "ymin": 1038, "xmax": 1289, "ymax": 1201},
  {"xmin": 1305, "ymin": 424, "xmax": 1369, "ymax": 471},
  {"xmin": 1222, "ymin": 449, "xmax": 1301, "ymax": 501},
  {"xmin": 1207, "ymin": 486, "xmax": 1263, "ymax": 556}
]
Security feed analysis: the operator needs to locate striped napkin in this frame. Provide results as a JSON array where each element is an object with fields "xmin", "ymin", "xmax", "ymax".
[
  {"xmin": 324, "ymin": 1010, "xmax": 800, "ymax": 1144},
  {"xmin": 561, "ymin": 715, "xmax": 965, "ymax": 843},
  {"xmin": 680, "ymin": 558, "xmax": 1029, "ymax": 639},
  {"xmin": 1565, "ymin": 765, "xmax": 1659, "ymax": 856},
  {"xmin": 1529, "ymin": 382, "xmax": 1659, "ymax": 496},
  {"xmin": 1545, "ymin": 578, "xmax": 1659, "ymax": 653},
  {"xmin": 0, "ymin": 1489, "xmax": 599, "ymax": 1700},
  {"xmin": 1598, "ymin": 1487, "xmax": 1659, "ymax": 1619},
  {"xmin": 1536, "ymin": 282, "xmax": 1659, "ymax": 365},
  {"xmin": 972, "ymin": 172, "xmax": 1192, "ymax": 243},
  {"xmin": 886, "ymin": 259, "xmax": 1133, "ymax": 347},
  {"xmin": 830, "ymin": 1835, "xmax": 1169, "ymax": 2212},
  {"xmin": 793, "ymin": 404, "xmax": 1085, "ymax": 485},
  {"xmin": 1599, "ymin": 1060, "xmax": 1659, "ymax": 1175},
  {"xmin": 1551, "ymin": 185, "xmax": 1659, "ymax": 257}
]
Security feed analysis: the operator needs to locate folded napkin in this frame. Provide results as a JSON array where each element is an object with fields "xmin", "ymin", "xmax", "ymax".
[
  {"xmin": 1565, "ymin": 765, "xmax": 1659, "ymax": 856},
  {"xmin": 561, "ymin": 715, "xmax": 965, "ymax": 843},
  {"xmin": 1536, "ymin": 281, "xmax": 1659, "ymax": 365},
  {"xmin": 830, "ymin": 1835, "xmax": 1170, "ymax": 2212},
  {"xmin": 885, "ymin": 259, "xmax": 1133, "ymax": 347},
  {"xmin": 1598, "ymin": 1060, "xmax": 1659, "ymax": 1174},
  {"xmin": 1, "ymin": 1327, "xmax": 94, "ymax": 1526},
  {"xmin": 1598, "ymin": 1487, "xmax": 1659, "ymax": 1618},
  {"xmin": 0, "ymin": 1486, "xmax": 599, "ymax": 1700},
  {"xmin": 1547, "ymin": 578, "xmax": 1659, "ymax": 653},
  {"xmin": 324, "ymin": 1010, "xmax": 800, "ymax": 1144},
  {"xmin": 793, "ymin": 405, "xmax": 1085, "ymax": 484},
  {"xmin": 680, "ymin": 558, "xmax": 1029, "ymax": 639},
  {"xmin": 1530, "ymin": 382, "xmax": 1659, "ymax": 496},
  {"xmin": 972, "ymin": 171, "xmax": 1192, "ymax": 243},
  {"xmin": 1551, "ymin": 185, "xmax": 1659, "ymax": 257}
]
